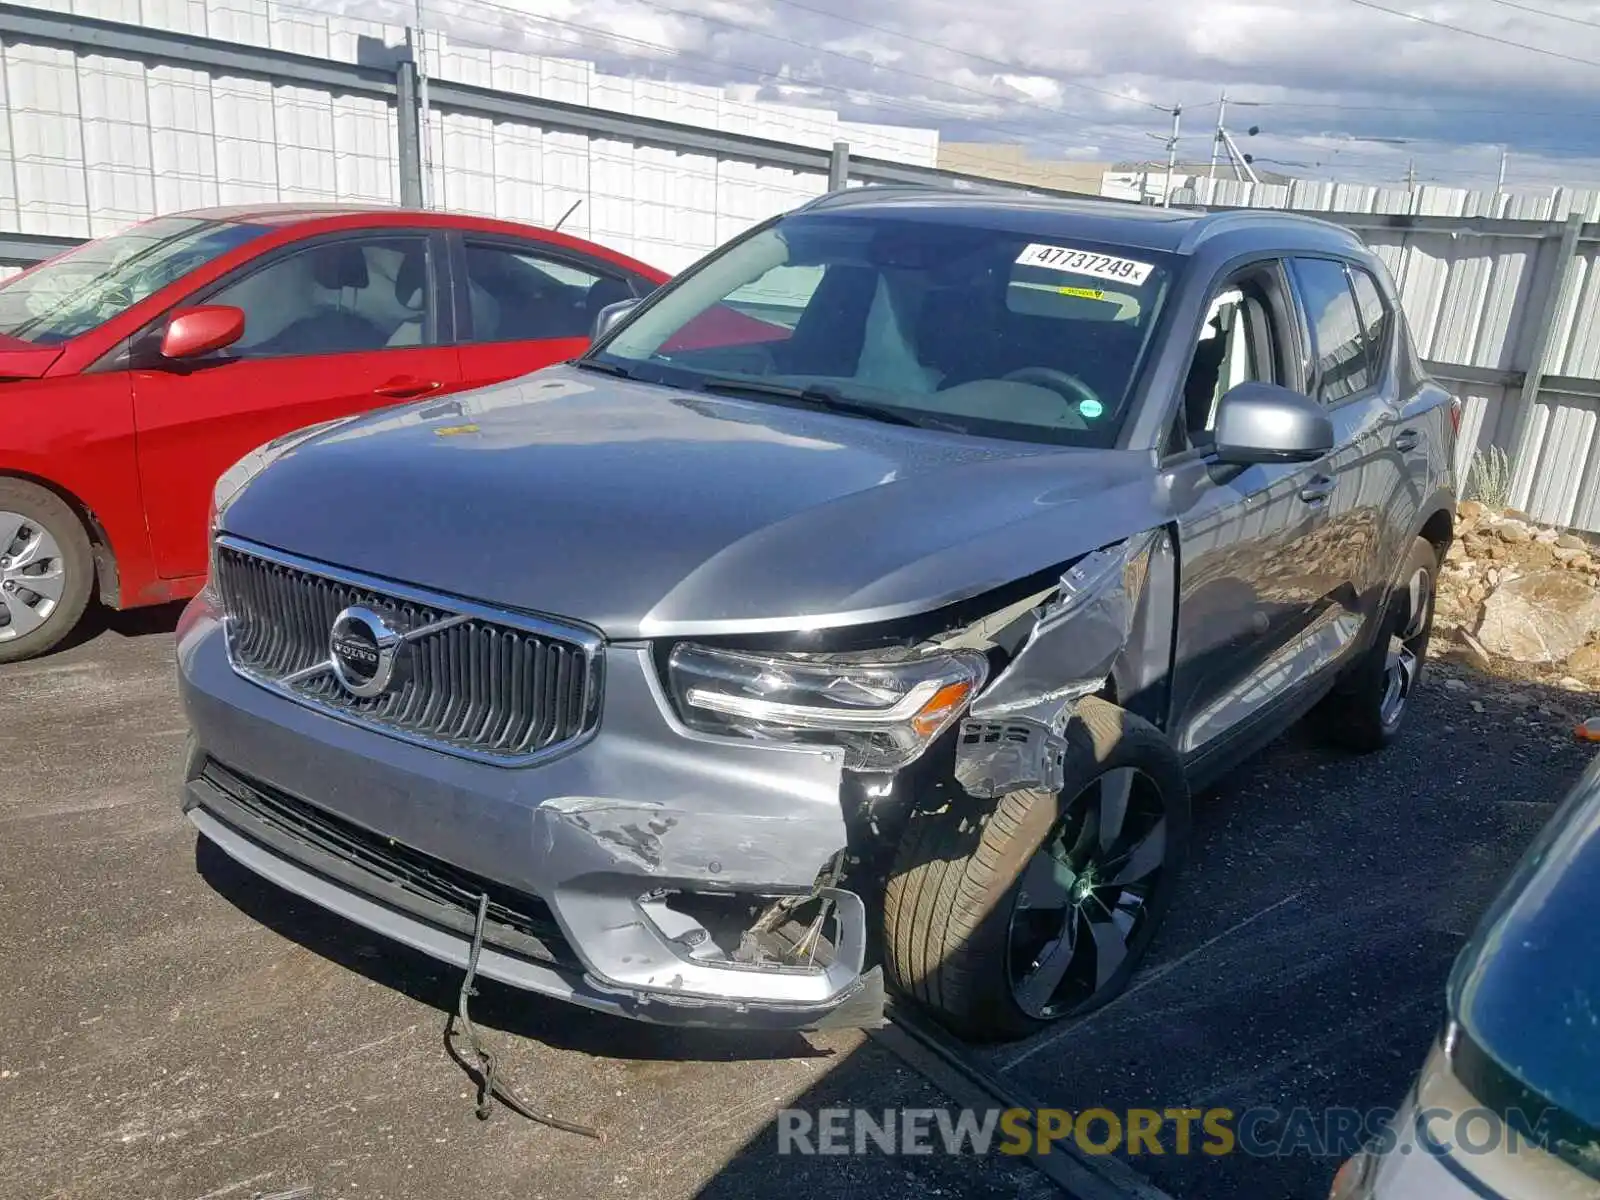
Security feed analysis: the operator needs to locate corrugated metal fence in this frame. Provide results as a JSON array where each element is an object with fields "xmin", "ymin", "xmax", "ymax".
[
  {"xmin": 1191, "ymin": 177, "xmax": 1600, "ymax": 532},
  {"xmin": 3, "ymin": 1, "xmax": 1599, "ymax": 530}
]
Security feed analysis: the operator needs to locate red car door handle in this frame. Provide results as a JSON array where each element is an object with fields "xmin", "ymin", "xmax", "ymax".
[{"xmin": 374, "ymin": 377, "xmax": 443, "ymax": 399}]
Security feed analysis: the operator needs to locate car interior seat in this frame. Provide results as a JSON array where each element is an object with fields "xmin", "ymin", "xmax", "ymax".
[
  {"xmin": 385, "ymin": 245, "xmax": 429, "ymax": 347},
  {"xmin": 1183, "ymin": 321, "xmax": 1230, "ymax": 447}
]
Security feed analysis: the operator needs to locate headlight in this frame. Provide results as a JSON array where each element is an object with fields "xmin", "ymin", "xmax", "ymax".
[{"xmin": 667, "ymin": 643, "xmax": 989, "ymax": 771}]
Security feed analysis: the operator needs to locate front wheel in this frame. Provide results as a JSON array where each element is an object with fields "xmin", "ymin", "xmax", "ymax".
[
  {"xmin": 882, "ymin": 697, "xmax": 1191, "ymax": 1043},
  {"xmin": 0, "ymin": 478, "xmax": 95, "ymax": 664}
]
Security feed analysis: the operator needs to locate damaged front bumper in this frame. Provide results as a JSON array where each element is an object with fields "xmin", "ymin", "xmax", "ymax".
[{"xmin": 176, "ymin": 592, "xmax": 883, "ymax": 1030}]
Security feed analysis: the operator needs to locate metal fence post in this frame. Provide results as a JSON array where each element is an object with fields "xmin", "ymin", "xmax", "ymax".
[
  {"xmin": 1507, "ymin": 211, "xmax": 1584, "ymax": 510},
  {"xmin": 395, "ymin": 50, "xmax": 424, "ymax": 208},
  {"xmin": 828, "ymin": 141, "xmax": 850, "ymax": 190}
]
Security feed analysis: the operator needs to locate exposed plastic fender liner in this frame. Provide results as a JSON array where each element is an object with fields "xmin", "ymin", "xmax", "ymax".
[{"xmin": 952, "ymin": 530, "xmax": 1163, "ymax": 798}]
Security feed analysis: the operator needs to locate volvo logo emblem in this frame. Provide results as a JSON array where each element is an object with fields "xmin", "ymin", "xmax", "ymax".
[{"xmin": 329, "ymin": 606, "xmax": 402, "ymax": 697}]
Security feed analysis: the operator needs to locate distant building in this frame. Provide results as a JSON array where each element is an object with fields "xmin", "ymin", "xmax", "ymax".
[{"xmin": 937, "ymin": 143, "xmax": 1109, "ymax": 196}]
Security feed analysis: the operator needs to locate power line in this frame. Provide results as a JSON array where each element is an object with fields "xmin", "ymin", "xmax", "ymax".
[
  {"xmin": 409, "ymin": 0, "xmax": 1171, "ymax": 161},
  {"xmin": 757, "ymin": 0, "xmax": 1171, "ymax": 112},
  {"xmin": 405, "ymin": 0, "xmax": 1169, "ymax": 162},
  {"xmin": 617, "ymin": 0, "xmax": 1165, "ymax": 130},
  {"xmin": 1480, "ymin": 0, "xmax": 1600, "ymax": 32},
  {"xmin": 1236, "ymin": 99, "xmax": 1600, "ymax": 117},
  {"xmin": 1344, "ymin": 0, "xmax": 1600, "ymax": 69}
]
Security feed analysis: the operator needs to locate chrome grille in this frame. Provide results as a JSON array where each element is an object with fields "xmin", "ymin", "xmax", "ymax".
[{"xmin": 214, "ymin": 538, "xmax": 601, "ymax": 764}]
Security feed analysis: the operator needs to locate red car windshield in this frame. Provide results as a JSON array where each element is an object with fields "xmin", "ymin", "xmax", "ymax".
[{"xmin": 0, "ymin": 216, "xmax": 267, "ymax": 345}]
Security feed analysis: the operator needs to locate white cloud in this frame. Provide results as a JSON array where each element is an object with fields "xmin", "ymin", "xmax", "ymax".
[{"xmin": 335, "ymin": 0, "xmax": 1600, "ymax": 187}]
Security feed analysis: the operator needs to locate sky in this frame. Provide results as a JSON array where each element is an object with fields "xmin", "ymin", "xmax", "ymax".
[{"xmin": 332, "ymin": 0, "xmax": 1600, "ymax": 190}]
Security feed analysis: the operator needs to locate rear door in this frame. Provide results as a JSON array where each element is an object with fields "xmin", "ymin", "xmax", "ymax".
[
  {"xmin": 1164, "ymin": 257, "xmax": 1347, "ymax": 759},
  {"xmin": 132, "ymin": 228, "xmax": 461, "ymax": 580},
  {"xmin": 450, "ymin": 234, "xmax": 649, "ymax": 390}
]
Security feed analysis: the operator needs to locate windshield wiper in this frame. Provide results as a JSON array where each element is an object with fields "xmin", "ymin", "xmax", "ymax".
[
  {"xmin": 697, "ymin": 376, "xmax": 934, "ymax": 429},
  {"xmin": 571, "ymin": 357, "xmax": 633, "ymax": 379}
]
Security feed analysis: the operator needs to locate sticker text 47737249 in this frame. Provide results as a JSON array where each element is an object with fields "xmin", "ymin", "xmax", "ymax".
[{"xmin": 1015, "ymin": 243, "xmax": 1155, "ymax": 286}]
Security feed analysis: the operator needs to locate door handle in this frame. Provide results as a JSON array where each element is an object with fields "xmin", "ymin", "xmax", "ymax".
[
  {"xmin": 373, "ymin": 377, "xmax": 443, "ymax": 399},
  {"xmin": 1299, "ymin": 474, "xmax": 1336, "ymax": 506},
  {"xmin": 1394, "ymin": 428, "xmax": 1422, "ymax": 452}
]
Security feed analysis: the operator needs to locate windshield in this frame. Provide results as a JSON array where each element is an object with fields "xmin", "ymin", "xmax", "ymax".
[
  {"xmin": 0, "ymin": 216, "xmax": 268, "ymax": 344},
  {"xmin": 1448, "ymin": 754, "xmax": 1600, "ymax": 1167},
  {"xmin": 589, "ymin": 212, "xmax": 1176, "ymax": 446}
]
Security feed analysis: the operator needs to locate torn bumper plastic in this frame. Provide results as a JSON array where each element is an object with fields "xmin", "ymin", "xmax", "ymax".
[{"xmin": 175, "ymin": 592, "xmax": 882, "ymax": 1030}]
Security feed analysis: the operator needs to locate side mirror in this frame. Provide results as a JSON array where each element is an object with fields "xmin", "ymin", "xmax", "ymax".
[
  {"xmin": 1212, "ymin": 381, "xmax": 1333, "ymax": 466},
  {"xmin": 162, "ymin": 305, "xmax": 245, "ymax": 360},
  {"xmin": 592, "ymin": 298, "xmax": 640, "ymax": 341}
]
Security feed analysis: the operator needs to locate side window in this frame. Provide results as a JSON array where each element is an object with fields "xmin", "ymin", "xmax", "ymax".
[
  {"xmin": 1349, "ymin": 266, "xmax": 1391, "ymax": 385},
  {"xmin": 208, "ymin": 236, "xmax": 433, "ymax": 358},
  {"xmin": 1291, "ymin": 258, "xmax": 1369, "ymax": 404},
  {"xmin": 1175, "ymin": 267, "xmax": 1285, "ymax": 453},
  {"xmin": 461, "ymin": 242, "xmax": 630, "ymax": 342}
]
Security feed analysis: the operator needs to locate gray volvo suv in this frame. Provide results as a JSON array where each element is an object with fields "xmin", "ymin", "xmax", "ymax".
[{"xmin": 176, "ymin": 190, "xmax": 1457, "ymax": 1041}]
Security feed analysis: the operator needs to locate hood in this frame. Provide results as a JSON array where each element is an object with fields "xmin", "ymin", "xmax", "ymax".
[
  {"xmin": 0, "ymin": 333, "xmax": 63, "ymax": 379},
  {"xmin": 221, "ymin": 366, "xmax": 1163, "ymax": 638}
]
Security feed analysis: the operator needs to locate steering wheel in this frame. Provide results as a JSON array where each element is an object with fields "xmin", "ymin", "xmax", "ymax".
[{"xmin": 1000, "ymin": 367, "xmax": 1103, "ymax": 416}]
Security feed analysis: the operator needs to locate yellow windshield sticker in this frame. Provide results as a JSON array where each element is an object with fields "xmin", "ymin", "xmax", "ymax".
[
  {"xmin": 433, "ymin": 423, "xmax": 480, "ymax": 437},
  {"xmin": 1058, "ymin": 286, "xmax": 1106, "ymax": 300}
]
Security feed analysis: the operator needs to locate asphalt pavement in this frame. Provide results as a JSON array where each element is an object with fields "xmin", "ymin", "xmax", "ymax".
[{"xmin": 2, "ymin": 606, "xmax": 1591, "ymax": 1200}]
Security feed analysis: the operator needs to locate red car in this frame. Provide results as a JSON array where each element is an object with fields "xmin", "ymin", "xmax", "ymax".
[{"xmin": 0, "ymin": 204, "xmax": 667, "ymax": 662}]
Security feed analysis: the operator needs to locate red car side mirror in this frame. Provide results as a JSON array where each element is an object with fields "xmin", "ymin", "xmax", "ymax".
[{"xmin": 162, "ymin": 305, "xmax": 245, "ymax": 360}]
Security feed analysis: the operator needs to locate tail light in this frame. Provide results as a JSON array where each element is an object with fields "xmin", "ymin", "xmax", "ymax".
[{"xmin": 1449, "ymin": 396, "xmax": 1462, "ymax": 436}]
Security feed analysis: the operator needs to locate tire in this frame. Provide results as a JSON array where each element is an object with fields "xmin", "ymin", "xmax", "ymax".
[
  {"xmin": 882, "ymin": 697, "xmax": 1191, "ymax": 1043},
  {"xmin": 1314, "ymin": 535, "xmax": 1439, "ymax": 753},
  {"xmin": 0, "ymin": 478, "xmax": 95, "ymax": 664}
]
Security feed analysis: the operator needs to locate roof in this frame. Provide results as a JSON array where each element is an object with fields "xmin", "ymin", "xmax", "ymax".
[
  {"xmin": 168, "ymin": 203, "xmax": 424, "ymax": 226},
  {"xmin": 149, "ymin": 203, "xmax": 672, "ymax": 282},
  {"xmin": 795, "ymin": 186, "xmax": 1363, "ymax": 256}
]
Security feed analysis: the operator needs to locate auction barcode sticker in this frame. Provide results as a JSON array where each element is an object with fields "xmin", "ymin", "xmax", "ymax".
[{"xmin": 1015, "ymin": 243, "xmax": 1154, "ymax": 285}]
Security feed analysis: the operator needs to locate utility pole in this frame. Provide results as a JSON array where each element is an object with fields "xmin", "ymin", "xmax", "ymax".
[
  {"xmin": 415, "ymin": 0, "xmax": 434, "ymax": 208},
  {"xmin": 1163, "ymin": 103, "xmax": 1181, "ymax": 208},
  {"xmin": 1405, "ymin": 158, "xmax": 1417, "ymax": 191},
  {"xmin": 1497, "ymin": 146, "xmax": 1509, "ymax": 190},
  {"xmin": 1208, "ymin": 90, "xmax": 1227, "ymax": 188}
]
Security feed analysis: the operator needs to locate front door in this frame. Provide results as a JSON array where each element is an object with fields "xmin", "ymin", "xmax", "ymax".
[
  {"xmin": 132, "ymin": 230, "xmax": 461, "ymax": 580},
  {"xmin": 1163, "ymin": 259, "xmax": 1350, "ymax": 759}
]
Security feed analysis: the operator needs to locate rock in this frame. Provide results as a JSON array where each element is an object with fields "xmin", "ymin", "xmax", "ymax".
[
  {"xmin": 1501, "ymin": 691, "xmax": 1537, "ymax": 708},
  {"xmin": 1476, "ymin": 570, "xmax": 1600, "ymax": 663},
  {"xmin": 1567, "ymin": 641, "xmax": 1600, "ymax": 678},
  {"xmin": 1442, "ymin": 678, "xmax": 1470, "ymax": 693},
  {"xmin": 1445, "ymin": 540, "xmax": 1467, "ymax": 563},
  {"xmin": 1496, "ymin": 521, "xmax": 1532, "ymax": 545},
  {"xmin": 1560, "ymin": 676, "xmax": 1587, "ymax": 691},
  {"xmin": 1535, "ymin": 527, "xmax": 1559, "ymax": 544},
  {"xmin": 1467, "ymin": 583, "xmax": 1487, "ymax": 603},
  {"xmin": 1520, "ymin": 543, "xmax": 1557, "ymax": 571},
  {"xmin": 1553, "ymin": 546, "xmax": 1588, "ymax": 565},
  {"xmin": 1458, "ymin": 630, "xmax": 1494, "ymax": 671},
  {"xmin": 1459, "ymin": 500, "xmax": 1486, "ymax": 522},
  {"xmin": 1557, "ymin": 533, "xmax": 1587, "ymax": 551},
  {"xmin": 1471, "ymin": 700, "xmax": 1486, "ymax": 713}
]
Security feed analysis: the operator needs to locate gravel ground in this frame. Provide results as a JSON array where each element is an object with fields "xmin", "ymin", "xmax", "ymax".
[
  {"xmin": 0, "ymin": 608, "xmax": 1045, "ymax": 1200},
  {"xmin": 1, "ymin": 608, "xmax": 1591, "ymax": 1200},
  {"xmin": 980, "ymin": 658, "xmax": 1596, "ymax": 1199}
]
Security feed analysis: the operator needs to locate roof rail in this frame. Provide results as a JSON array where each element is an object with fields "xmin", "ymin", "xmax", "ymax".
[{"xmin": 1176, "ymin": 207, "xmax": 1363, "ymax": 253}]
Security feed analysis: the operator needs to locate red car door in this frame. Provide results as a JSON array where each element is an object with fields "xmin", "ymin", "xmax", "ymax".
[
  {"xmin": 451, "ymin": 234, "xmax": 649, "ymax": 390},
  {"xmin": 133, "ymin": 229, "xmax": 461, "ymax": 581}
]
